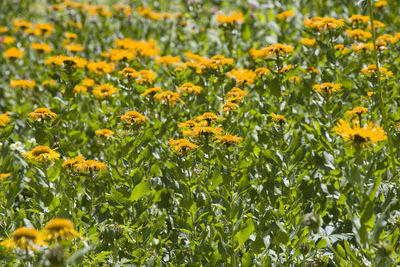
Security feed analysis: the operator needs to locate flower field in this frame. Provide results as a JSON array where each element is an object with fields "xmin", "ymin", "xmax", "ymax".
[{"xmin": 1, "ymin": 0, "xmax": 400, "ymax": 265}]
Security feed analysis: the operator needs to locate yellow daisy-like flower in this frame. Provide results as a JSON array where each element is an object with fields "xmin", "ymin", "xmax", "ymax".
[
  {"xmin": 31, "ymin": 43, "xmax": 52, "ymax": 53},
  {"xmin": 178, "ymin": 83, "xmax": 202, "ymax": 95},
  {"xmin": 64, "ymin": 43, "xmax": 84, "ymax": 52},
  {"xmin": 0, "ymin": 112, "xmax": 10, "ymax": 127},
  {"xmin": 313, "ymin": 83, "xmax": 342, "ymax": 95},
  {"xmin": 347, "ymin": 107, "xmax": 368, "ymax": 116},
  {"xmin": 222, "ymin": 101, "xmax": 239, "ymax": 113},
  {"xmin": 255, "ymin": 67, "xmax": 271, "ymax": 77},
  {"xmin": 10, "ymin": 80, "xmax": 36, "ymax": 89},
  {"xmin": 375, "ymin": 0, "xmax": 387, "ymax": 7},
  {"xmin": 304, "ymin": 17, "xmax": 345, "ymax": 31},
  {"xmin": 348, "ymin": 15, "xmax": 370, "ymax": 25},
  {"xmin": 62, "ymin": 155, "xmax": 85, "ymax": 170},
  {"xmin": 45, "ymin": 55, "xmax": 87, "ymax": 69},
  {"xmin": 195, "ymin": 112, "xmax": 223, "ymax": 125},
  {"xmin": 41, "ymin": 218, "xmax": 82, "ymax": 242},
  {"xmin": 73, "ymin": 85, "xmax": 87, "ymax": 93},
  {"xmin": 64, "ymin": 32, "xmax": 78, "ymax": 39},
  {"xmin": 119, "ymin": 111, "xmax": 147, "ymax": 124},
  {"xmin": 361, "ymin": 64, "xmax": 392, "ymax": 78},
  {"xmin": 301, "ymin": 38, "xmax": 317, "ymax": 47},
  {"xmin": 27, "ymin": 108, "xmax": 57, "ymax": 121},
  {"xmin": 87, "ymin": 61, "xmax": 115, "ymax": 75},
  {"xmin": 227, "ymin": 68, "xmax": 257, "ymax": 85},
  {"xmin": 95, "ymin": 129, "xmax": 114, "ymax": 138},
  {"xmin": 3, "ymin": 47, "xmax": 24, "ymax": 59},
  {"xmin": 216, "ymin": 12, "xmax": 244, "ymax": 25},
  {"xmin": 2, "ymin": 36, "xmax": 14, "ymax": 45},
  {"xmin": 23, "ymin": 146, "xmax": 60, "ymax": 163},
  {"xmin": 334, "ymin": 119, "xmax": 387, "ymax": 148},
  {"xmin": 35, "ymin": 23, "xmax": 54, "ymax": 36},
  {"xmin": 249, "ymin": 44, "xmax": 294, "ymax": 59},
  {"xmin": 1, "ymin": 173, "xmax": 11, "ymax": 182},
  {"xmin": 141, "ymin": 87, "xmax": 162, "ymax": 97},
  {"xmin": 169, "ymin": 139, "xmax": 198, "ymax": 154},
  {"xmin": 346, "ymin": 29, "xmax": 371, "ymax": 41},
  {"xmin": 81, "ymin": 78, "xmax": 95, "ymax": 87},
  {"xmin": 276, "ymin": 10, "xmax": 295, "ymax": 21},
  {"xmin": 156, "ymin": 55, "xmax": 180, "ymax": 66},
  {"xmin": 92, "ymin": 84, "xmax": 118, "ymax": 98},
  {"xmin": 154, "ymin": 91, "xmax": 185, "ymax": 105},
  {"xmin": 192, "ymin": 126, "xmax": 223, "ymax": 138},
  {"xmin": 136, "ymin": 70, "xmax": 156, "ymax": 85},
  {"xmin": 225, "ymin": 88, "xmax": 247, "ymax": 102},
  {"xmin": 215, "ymin": 134, "xmax": 243, "ymax": 146},
  {"xmin": 271, "ymin": 113, "xmax": 286, "ymax": 125},
  {"xmin": 119, "ymin": 67, "xmax": 139, "ymax": 79},
  {"xmin": 351, "ymin": 43, "xmax": 374, "ymax": 53},
  {"xmin": 178, "ymin": 120, "xmax": 199, "ymax": 128},
  {"xmin": 75, "ymin": 160, "xmax": 107, "ymax": 172},
  {"xmin": 1, "ymin": 227, "xmax": 45, "ymax": 252}
]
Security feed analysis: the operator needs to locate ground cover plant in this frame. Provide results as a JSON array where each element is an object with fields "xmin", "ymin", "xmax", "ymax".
[{"xmin": 0, "ymin": 0, "xmax": 400, "ymax": 266}]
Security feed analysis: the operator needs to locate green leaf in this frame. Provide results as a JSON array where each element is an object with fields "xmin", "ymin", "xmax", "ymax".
[
  {"xmin": 129, "ymin": 179, "xmax": 151, "ymax": 202},
  {"xmin": 235, "ymin": 219, "xmax": 254, "ymax": 250}
]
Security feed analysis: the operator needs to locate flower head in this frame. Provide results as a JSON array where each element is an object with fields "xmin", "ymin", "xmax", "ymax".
[
  {"xmin": 169, "ymin": 139, "xmax": 198, "ymax": 154},
  {"xmin": 215, "ymin": 134, "xmax": 242, "ymax": 146},
  {"xmin": 0, "ymin": 112, "xmax": 10, "ymax": 127},
  {"xmin": 41, "ymin": 218, "xmax": 82, "ymax": 242},
  {"xmin": 95, "ymin": 129, "xmax": 114, "ymax": 138},
  {"xmin": 119, "ymin": 111, "xmax": 147, "ymax": 124},
  {"xmin": 23, "ymin": 146, "xmax": 60, "ymax": 163},
  {"xmin": 1, "ymin": 227, "xmax": 44, "ymax": 252},
  {"xmin": 31, "ymin": 43, "xmax": 52, "ymax": 53},
  {"xmin": 177, "ymin": 83, "xmax": 202, "ymax": 95},
  {"xmin": 87, "ymin": 61, "xmax": 114, "ymax": 75},
  {"xmin": 10, "ymin": 80, "xmax": 36, "ymax": 89},
  {"xmin": 75, "ymin": 160, "xmax": 106, "ymax": 172},
  {"xmin": 313, "ymin": 83, "xmax": 342, "ymax": 95},
  {"xmin": 301, "ymin": 38, "xmax": 317, "ymax": 47},
  {"xmin": 217, "ymin": 12, "xmax": 244, "ymax": 25},
  {"xmin": 62, "ymin": 155, "xmax": 85, "ymax": 170},
  {"xmin": 154, "ymin": 91, "xmax": 185, "ymax": 105},
  {"xmin": 272, "ymin": 113, "xmax": 286, "ymax": 125},
  {"xmin": 195, "ymin": 112, "xmax": 223, "ymax": 125},
  {"xmin": 347, "ymin": 107, "xmax": 368, "ymax": 117},
  {"xmin": 28, "ymin": 108, "xmax": 57, "ymax": 121},
  {"xmin": 92, "ymin": 84, "xmax": 118, "ymax": 98},
  {"xmin": 227, "ymin": 69, "xmax": 256, "ymax": 85},
  {"xmin": 276, "ymin": 11, "xmax": 295, "ymax": 21},
  {"xmin": 192, "ymin": 126, "xmax": 223, "ymax": 138},
  {"xmin": 3, "ymin": 47, "xmax": 24, "ymax": 59},
  {"xmin": 334, "ymin": 119, "xmax": 387, "ymax": 148},
  {"xmin": 0, "ymin": 173, "xmax": 11, "ymax": 182}
]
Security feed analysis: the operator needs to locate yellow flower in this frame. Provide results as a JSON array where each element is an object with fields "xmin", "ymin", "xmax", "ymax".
[
  {"xmin": 195, "ymin": 112, "xmax": 223, "ymax": 125},
  {"xmin": 73, "ymin": 85, "xmax": 87, "ymax": 93},
  {"xmin": 82, "ymin": 78, "xmax": 95, "ymax": 87},
  {"xmin": 216, "ymin": 12, "xmax": 244, "ymax": 25},
  {"xmin": 169, "ymin": 139, "xmax": 198, "ymax": 154},
  {"xmin": 289, "ymin": 76, "xmax": 301, "ymax": 84},
  {"xmin": 64, "ymin": 32, "xmax": 78, "ymax": 39},
  {"xmin": 102, "ymin": 49, "xmax": 135, "ymax": 62},
  {"xmin": 313, "ymin": 83, "xmax": 342, "ymax": 95},
  {"xmin": 41, "ymin": 218, "xmax": 82, "ymax": 242},
  {"xmin": 141, "ymin": 87, "xmax": 162, "ymax": 97},
  {"xmin": 31, "ymin": 43, "xmax": 52, "ymax": 53},
  {"xmin": 367, "ymin": 20, "xmax": 385, "ymax": 30},
  {"xmin": 45, "ymin": 55, "xmax": 87, "ymax": 69},
  {"xmin": 12, "ymin": 18, "xmax": 32, "ymax": 31},
  {"xmin": 87, "ymin": 61, "xmax": 115, "ymax": 75},
  {"xmin": 75, "ymin": 160, "xmax": 107, "ymax": 172},
  {"xmin": 334, "ymin": 119, "xmax": 387, "ymax": 148},
  {"xmin": 0, "ymin": 173, "xmax": 11, "ymax": 182},
  {"xmin": 255, "ymin": 67, "xmax": 271, "ymax": 77},
  {"xmin": 207, "ymin": 55, "xmax": 234, "ymax": 69},
  {"xmin": 271, "ymin": 113, "xmax": 286, "ymax": 125},
  {"xmin": 115, "ymin": 38, "xmax": 159, "ymax": 57},
  {"xmin": 375, "ymin": 0, "xmax": 387, "ymax": 7},
  {"xmin": 225, "ymin": 88, "xmax": 247, "ymax": 102},
  {"xmin": 361, "ymin": 64, "xmax": 392, "ymax": 78},
  {"xmin": 119, "ymin": 111, "xmax": 147, "ymax": 124},
  {"xmin": 119, "ymin": 67, "xmax": 139, "ymax": 79},
  {"xmin": 3, "ymin": 47, "xmax": 24, "ymax": 59},
  {"xmin": 347, "ymin": 107, "xmax": 368, "ymax": 116},
  {"xmin": 304, "ymin": 17, "xmax": 345, "ymax": 31},
  {"xmin": 1, "ymin": 227, "xmax": 44, "ymax": 252},
  {"xmin": 276, "ymin": 11, "xmax": 295, "ymax": 21},
  {"xmin": 178, "ymin": 83, "xmax": 202, "ymax": 95},
  {"xmin": 346, "ymin": 29, "xmax": 371, "ymax": 40},
  {"xmin": 2, "ymin": 36, "xmax": 14, "ymax": 44},
  {"xmin": 156, "ymin": 55, "xmax": 180, "ymax": 66},
  {"xmin": 178, "ymin": 120, "xmax": 199, "ymax": 128},
  {"xmin": 0, "ymin": 112, "xmax": 10, "ymax": 127},
  {"xmin": 215, "ymin": 134, "xmax": 242, "ymax": 146},
  {"xmin": 154, "ymin": 91, "xmax": 185, "ymax": 105},
  {"xmin": 35, "ymin": 23, "xmax": 54, "ymax": 35},
  {"xmin": 27, "ymin": 108, "xmax": 57, "ymax": 121},
  {"xmin": 95, "ymin": 129, "xmax": 114, "ymax": 138},
  {"xmin": 192, "ymin": 126, "xmax": 223, "ymax": 138},
  {"xmin": 43, "ymin": 80, "xmax": 56, "ymax": 87},
  {"xmin": 377, "ymin": 34, "xmax": 397, "ymax": 44},
  {"xmin": 348, "ymin": 15, "xmax": 370, "ymax": 25},
  {"xmin": 23, "ymin": 146, "xmax": 60, "ymax": 163},
  {"xmin": 227, "ymin": 69, "xmax": 256, "ymax": 85},
  {"xmin": 62, "ymin": 155, "xmax": 85, "ymax": 170},
  {"xmin": 222, "ymin": 101, "xmax": 239, "ymax": 113},
  {"xmin": 301, "ymin": 38, "xmax": 317, "ymax": 47},
  {"xmin": 136, "ymin": 70, "xmax": 156, "ymax": 85},
  {"xmin": 249, "ymin": 44, "xmax": 294, "ymax": 59},
  {"xmin": 64, "ymin": 43, "xmax": 84, "ymax": 52},
  {"xmin": 304, "ymin": 66, "xmax": 319, "ymax": 75},
  {"xmin": 351, "ymin": 43, "xmax": 374, "ymax": 53},
  {"xmin": 92, "ymin": 84, "xmax": 118, "ymax": 98},
  {"xmin": 10, "ymin": 80, "xmax": 36, "ymax": 89}
]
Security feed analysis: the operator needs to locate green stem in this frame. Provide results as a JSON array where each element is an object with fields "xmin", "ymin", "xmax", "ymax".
[
  {"xmin": 89, "ymin": 170, "xmax": 94, "ymax": 223},
  {"xmin": 368, "ymin": 0, "xmax": 397, "ymax": 179},
  {"xmin": 228, "ymin": 152, "xmax": 236, "ymax": 266}
]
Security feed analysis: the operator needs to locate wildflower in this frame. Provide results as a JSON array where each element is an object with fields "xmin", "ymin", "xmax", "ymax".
[
  {"xmin": 276, "ymin": 11, "xmax": 295, "ymax": 21},
  {"xmin": 102, "ymin": 49, "xmax": 135, "ymax": 62},
  {"xmin": 3, "ymin": 47, "xmax": 24, "ymax": 59},
  {"xmin": 73, "ymin": 85, "xmax": 87, "ymax": 93},
  {"xmin": 227, "ymin": 68, "xmax": 256, "ymax": 85},
  {"xmin": 361, "ymin": 64, "xmax": 392, "ymax": 78},
  {"xmin": 75, "ymin": 160, "xmax": 107, "ymax": 172},
  {"xmin": 304, "ymin": 17, "xmax": 345, "ymax": 31},
  {"xmin": 367, "ymin": 20, "xmax": 385, "ymax": 30},
  {"xmin": 207, "ymin": 55, "xmax": 234, "ymax": 69},
  {"xmin": 136, "ymin": 70, "xmax": 156, "ymax": 85},
  {"xmin": 0, "ymin": 112, "xmax": 10, "ymax": 127},
  {"xmin": 334, "ymin": 119, "xmax": 387, "ymax": 148},
  {"xmin": 87, "ymin": 61, "xmax": 114, "ymax": 75},
  {"xmin": 1, "ymin": 173, "xmax": 11, "ymax": 182},
  {"xmin": 45, "ymin": 55, "xmax": 87, "ymax": 69},
  {"xmin": 95, "ymin": 129, "xmax": 114, "ymax": 138},
  {"xmin": 348, "ymin": 15, "xmax": 370, "ymax": 25},
  {"xmin": 289, "ymin": 76, "xmax": 301, "ymax": 83},
  {"xmin": 301, "ymin": 38, "xmax": 317, "ymax": 47},
  {"xmin": 271, "ymin": 113, "xmax": 286, "ymax": 125},
  {"xmin": 178, "ymin": 120, "xmax": 199, "ymax": 128},
  {"xmin": 347, "ymin": 107, "xmax": 368, "ymax": 116},
  {"xmin": 27, "ymin": 108, "xmax": 57, "ymax": 121},
  {"xmin": 255, "ymin": 68, "xmax": 271, "ymax": 77},
  {"xmin": 276, "ymin": 65, "xmax": 293, "ymax": 74},
  {"xmin": 305, "ymin": 66, "xmax": 319, "ymax": 75},
  {"xmin": 313, "ymin": 83, "xmax": 342, "ymax": 95},
  {"xmin": 64, "ymin": 32, "xmax": 78, "ymax": 39},
  {"xmin": 64, "ymin": 43, "xmax": 84, "ymax": 52},
  {"xmin": 351, "ymin": 43, "xmax": 373, "ymax": 53},
  {"xmin": 375, "ymin": 0, "xmax": 387, "ymax": 8},
  {"xmin": 156, "ymin": 55, "xmax": 180, "ymax": 66},
  {"xmin": 192, "ymin": 126, "xmax": 223, "ymax": 138},
  {"xmin": 31, "ymin": 43, "xmax": 52, "ymax": 53},
  {"xmin": 12, "ymin": 18, "xmax": 32, "ymax": 31},
  {"xmin": 2, "ymin": 36, "xmax": 14, "ymax": 44},
  {"xmin": 35, "ymin": 23, "xmax": 54, "ymax": 35},
  {"xmin": 154, "ymin": 91, "xmax": 185, "ymax": 105},
  {"xmin": 23, "ymin": 146, "xmax": 60, "ymax": 163},
  {"xmin": 41, "ymin": 218, "xmax": 82, "ymax": 242},
  {"xmin": 81, "ymin": 78, "xmax": 94, "ymax": 87},
  {"xmin": 195, "ymin": 112, "xmax": 223, "ymax": 125},
  {"xmin": 115, "ymin": 38, "xmax": 159, "ymax": 57},
  {"xmin": 92, "ymin": 84, "xmax": 118, "ymax": 98},
  {"xmin": 178, "ymin": 83, "xmax": 202, "ymax": 95},
  {"xmin": 225, "ymin": 88, "xmax": 247, "ymax": 102},
  {"xmin": 222, "ymin": 102, "xmax": 239, "ymax": 113},
  {"xmin": 169, "ymin": 139, "xmax": 198, "ymax": 154},
  {"xmin": 346, "ymin": 29, "xmax": 371, "ymax": 40},
  {"xmin": 119, "ymin": 111, "xmax": 147, "ymax": 124},
  {"xmin": 250, "ymin": 44, "xmax": 294, "ymax": 59},
  {"xmin": 119, "ymin": 67, "xmax": 139, "ymax": 79},
  {"xmin": 217, "ymin": 12, "xmax": 244, "ymax": 25},
  {"xmin": 141, "ymin": 87, "xmax": 162, "ymax": 97},
  {"xmin": 1, "ymin": 228, "xmax": 44, "ymax": 252},
  {"xmin": 377, "ymin": 34, "xmax": 397, "ymax": 44},
  {"xmin": 215, "ymin": 134, "xmax": 242, "ymax": 146},
  {"xmin": 62, "ymin": 155, "xmax": 85, "ymax": 170},
  {"xmin": 10, "ymin": 80, "xmax": 36, "ymax": 89}
]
